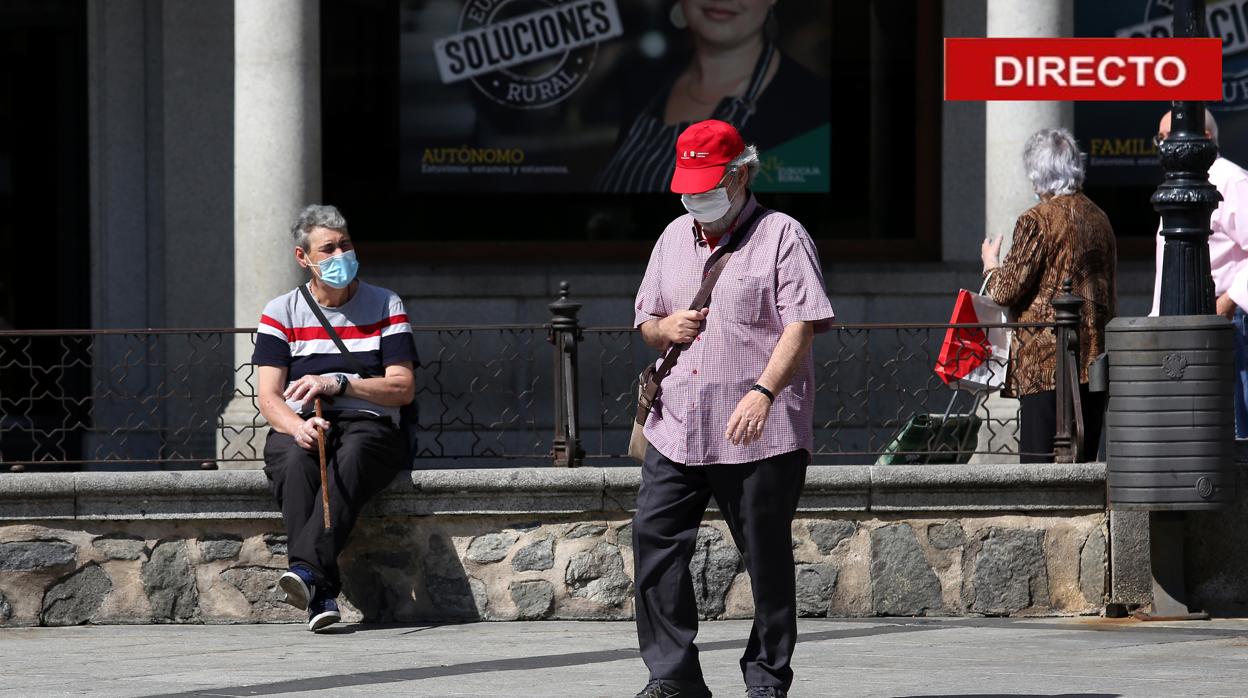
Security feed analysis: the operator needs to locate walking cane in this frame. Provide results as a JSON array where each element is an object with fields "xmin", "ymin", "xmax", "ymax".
[{"xmin": 314, "ymin": 398, "xmax": 331, "ymax": 530}]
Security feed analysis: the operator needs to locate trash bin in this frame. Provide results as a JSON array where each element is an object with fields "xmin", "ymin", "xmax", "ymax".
[{"xmin": 1105, "ymin": 316, "xmax": 1235, "ymax": 510}]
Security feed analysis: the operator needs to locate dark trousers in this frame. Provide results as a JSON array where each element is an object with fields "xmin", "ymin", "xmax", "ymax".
[
  {"xmin": 633, "ymin": 445, "xmax": 808, "ymax": 691},
  {"xmin": 263, "ymin": 415, "xmax": 404, "ymax": 597},
  {"xmin": 1232, "ymin": 308, "xmax": 1248, "ymax": 438},
  {"xmin": 1019, "ymin": 386, "xmax": 1107, "ymax": 463}
]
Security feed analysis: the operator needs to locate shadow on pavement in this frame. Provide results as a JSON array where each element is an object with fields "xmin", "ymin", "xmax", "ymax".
[{"xmin": 146, "ymin": 623, "xmax": 949, "ymax": 697}]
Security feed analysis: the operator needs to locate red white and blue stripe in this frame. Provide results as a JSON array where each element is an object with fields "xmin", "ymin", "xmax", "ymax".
[{"xmin": 253, "ymin": 281, "xmax": 418, "ymax": 424}]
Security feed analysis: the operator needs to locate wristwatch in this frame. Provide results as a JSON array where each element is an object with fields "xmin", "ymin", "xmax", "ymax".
[
  {"xmin": 334, "ymin": 374, "xmax": 350, "ymax": 396},
  {"xmin": 750, "ymin": 383, "xmax": 775, "ymax": 403}
]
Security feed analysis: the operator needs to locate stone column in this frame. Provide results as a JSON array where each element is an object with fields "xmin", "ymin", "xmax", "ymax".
[
  {"xmin": 218, "ymin": 0, "xmax": 320, "ymax": 468},
  {"xmin": 973, "ymin": 0, "xmax": 1073, "ymax": 464},
  {"xmin": 984, "ymin": 0, "xmax": 1074, "ymax": 254}
]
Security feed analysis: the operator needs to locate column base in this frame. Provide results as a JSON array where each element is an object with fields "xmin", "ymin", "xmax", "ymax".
[
  {"xmin": 968, "ymin": 393, "xmax": 1020, "ymax": 464},
  {"xmin": 216, "ymin": 394, "xmax": 268, "ymax": 470}
]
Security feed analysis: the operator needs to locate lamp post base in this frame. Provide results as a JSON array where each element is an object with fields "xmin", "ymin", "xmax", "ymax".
[{"xmin": 1131, "ymin": 511, "xmax": 1209, "ymax": 621}]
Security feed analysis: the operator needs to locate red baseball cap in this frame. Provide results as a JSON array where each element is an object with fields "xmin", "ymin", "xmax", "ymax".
[{"xmin": 669, "ymin": 120, "xmax": 745, "ymax": 194}]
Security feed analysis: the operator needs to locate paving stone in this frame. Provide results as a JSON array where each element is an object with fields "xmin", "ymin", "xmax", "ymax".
[
  {"xmin": 871, "ymin": 524, "xmax": 943, "ymax": 616},
  {"xmin": 422, "ymin": 534, "xmax": 479, "ymax": 620},
  {"xmin": 510, "ymin": 580, "xmax": 555, "ymax": 620},
  {"xmin": 565, "ymin": 542, "xmax": 632, "ymax": 609},
  {"xmin": 262, "ymin": 534, "xmax": 287, "ymax": 557},
  {"xmin": 142, "ymin": 541, "xmax": 198, "ymax": 622},
  {"xmin": 615, "ymin": 522, "xmax": 633, "ymax": 548},
  {"xmin": 511, "ymin": 537, "xmax": 555, "ymax": 572},
  {"xmin": 796, "ymin": 563, "xmax": 839, "ymax": 617},
  {"xmin": 927, "ymin": 522, "xmax": 967, "ymax": 550},
  {"xmin": 465, "ymin": 532, "xmax": 520, "ymax": 564},
  {"xmin": 0, "ymin": 541, "xmax": 76, "ymax": 571},
  {"xmin": 565, "ymin": 523, "xmax": 607, "ymax": 540},
  {"xmin": 198, "ymin": 536, "xmax": 243, "ymax": 563},
  {"xmin": 809, "ymin": 520, "xmax": 856, "ymax": 554},
  {"xmin": 220, "ymin": 566, "xmax": 285, "ymax": 610},
  {"xmin": 470, "ymin": 577, "xmax": 489, "ymax": 619},
  {"xmin": 1079, "ymin": 528, "xmax": 1107, "ymax": 605},
  {"xmin": 690, "ymin": 527, "xmax": 741, "ymax": 620},
  {"xmin": 41, "ymin": 563, "xmax": 111, "ymax": 626},
  {"xmin": 969, "ymin": 528, "xmax": 1050, "ymax": 616},
  {"xmin": 91, "ymin": 534, "xmax": 147, "ymax": 561}
]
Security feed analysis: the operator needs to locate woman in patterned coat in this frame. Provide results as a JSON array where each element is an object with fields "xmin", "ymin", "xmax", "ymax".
[{"xmin": 981, "ymin": 128, "xmax": 1117, "ymax": 463}]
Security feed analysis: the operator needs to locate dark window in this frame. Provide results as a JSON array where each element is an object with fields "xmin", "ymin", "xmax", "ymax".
[{"xmin": 0, "ymin": 0, "xmax": 88, "ymax": 327}]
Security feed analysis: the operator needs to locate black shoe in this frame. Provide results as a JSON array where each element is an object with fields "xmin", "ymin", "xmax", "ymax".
[
  {"xmin": 634, "ymin": 678, "xmax": 712, "ymax": 698},
  {"xmin": 745, "ymin": 688, "xmax": 786, "ymax": 698}
]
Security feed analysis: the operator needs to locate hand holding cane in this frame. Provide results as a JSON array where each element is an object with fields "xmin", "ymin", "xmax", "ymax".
[{"xmin": 314, "ymin": 398, "xmax": 331, "ymax": 530}]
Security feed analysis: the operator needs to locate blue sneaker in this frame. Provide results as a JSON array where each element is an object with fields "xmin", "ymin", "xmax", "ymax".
[
  {"xmin": 277, "ymin": 566, "xmax": 316, "ymax": 611},
  {"xmin": 308, "ymin": 596, "xmax": 340, "ymax": 632}
]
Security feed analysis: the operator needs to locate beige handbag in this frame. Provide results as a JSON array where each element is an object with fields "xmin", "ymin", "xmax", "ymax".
[
  {"xmin": 628, "ymin": 207, "xmax": 768, "ymax": 463},
  {"xmin": 628, "ymin": 367, "xmax": 655, "ymax": 461}
]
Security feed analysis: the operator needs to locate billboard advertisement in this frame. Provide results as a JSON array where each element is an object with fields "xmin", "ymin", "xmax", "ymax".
[{"xmin": 399, "ymin": 0, "xmax": 832, "ymax": 194}]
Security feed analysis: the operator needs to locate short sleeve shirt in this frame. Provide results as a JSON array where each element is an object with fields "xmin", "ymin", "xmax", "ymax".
[
  {"xmin": 252, "ymin": 281, "xmax": 418, "ymax": 425},
  {"xmin": 633, "ymin": 196, "xmax": 835, "ymax": 465}
]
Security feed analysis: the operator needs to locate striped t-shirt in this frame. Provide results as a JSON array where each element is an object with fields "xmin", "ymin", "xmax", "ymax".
[{"xmin": 252, "ymin": 281, "xmax": 418, "ymax": 424}]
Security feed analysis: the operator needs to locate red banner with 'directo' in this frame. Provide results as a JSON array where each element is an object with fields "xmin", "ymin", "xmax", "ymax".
[{"xmin": 945, "ymin": 38, "xmax": 1222, "ymax": 101}]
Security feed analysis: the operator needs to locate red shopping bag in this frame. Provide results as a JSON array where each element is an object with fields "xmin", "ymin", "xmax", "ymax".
[{"xmin": 934, "ymin": 288, "xmax": 1010, "ymax": 391}]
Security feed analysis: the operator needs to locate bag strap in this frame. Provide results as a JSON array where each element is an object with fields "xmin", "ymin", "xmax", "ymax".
[
  {"xmin": 635, "ymin": 206, "xmax": 768, "ymax": 425},
  {"xmin": 297, "ymin": 284, "xmax": 378, "ymax": 379}
]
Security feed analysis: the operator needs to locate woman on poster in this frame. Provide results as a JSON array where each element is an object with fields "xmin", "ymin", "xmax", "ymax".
[{"xmin": 596, "ymin": 0, "xmax": 829, "ymax": 193}]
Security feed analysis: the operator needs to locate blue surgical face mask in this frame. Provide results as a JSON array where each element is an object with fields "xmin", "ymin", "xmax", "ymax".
[{"xmin": 314, "ymin": 250, "xmax": 359, "ymax": 289}]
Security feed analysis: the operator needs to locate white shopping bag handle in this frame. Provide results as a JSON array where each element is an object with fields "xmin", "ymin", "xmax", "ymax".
[{"xmin": 978, "ymin": 270, "xmax": 993, "ymax": 296}]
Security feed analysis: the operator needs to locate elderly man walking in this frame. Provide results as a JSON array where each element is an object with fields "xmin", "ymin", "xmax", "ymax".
[
  {"xmin": 630, "ymin": 120, "xmax": 835, "ymax": 698},
  {"xmin": 253, "ymin": 204, "xmax": 417, "ymax": 632}
]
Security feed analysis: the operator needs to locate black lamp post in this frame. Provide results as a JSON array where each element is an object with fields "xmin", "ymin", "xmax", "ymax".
[
  {"xmin": 1143, "ymin": 0, "xmax": 1223, "ymax": 621},
  {"xmin": 1155, "ymin": 0, "xmax": 1222, "ymax": 317}
]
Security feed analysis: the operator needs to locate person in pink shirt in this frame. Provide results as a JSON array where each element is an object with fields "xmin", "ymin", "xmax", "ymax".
[
  {"xmin": 1150, "ymin": 110, "xmax": 1248, "ymax": 436},
  {"xmin": 630, "ymin": 120, "xmax": 835, "ymax": 698}
]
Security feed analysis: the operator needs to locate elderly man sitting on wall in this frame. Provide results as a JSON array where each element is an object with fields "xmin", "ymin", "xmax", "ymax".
[{"xmin": 253, "ymin": 204, "xmax": 417, "ymax": 632}]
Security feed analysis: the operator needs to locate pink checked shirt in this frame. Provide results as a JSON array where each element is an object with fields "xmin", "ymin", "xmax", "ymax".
[
  {"xmin": 634, "ymin": 196, "xmax": 835, "ymax": 466},
  {"xmin": 1150, "ymin": 157, "xmax": 1248, "ymax": 315}
]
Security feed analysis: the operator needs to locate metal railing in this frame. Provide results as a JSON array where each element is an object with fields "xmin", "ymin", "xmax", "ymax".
[{"xmin": 0, "ymin": 283, "xmax": 1086, "ymax": 470}]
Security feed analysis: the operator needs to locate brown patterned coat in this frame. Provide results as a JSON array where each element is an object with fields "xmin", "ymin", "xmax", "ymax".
[{"xmin": 985, "ymin": 192, "xmax": 1117, "ymax": 398}]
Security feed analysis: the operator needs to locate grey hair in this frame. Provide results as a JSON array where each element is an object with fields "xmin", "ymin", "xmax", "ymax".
[
  {"xmin": 1023, "ymin": 128, "xmax": 1085, "ymax": 197},
  {"xmin": 726, "ymin": 144, "xmax": 761, "ymax": 181},
  {"xmin": 291, "ymin": 204, "xmax": 348, "ymax": 251}
]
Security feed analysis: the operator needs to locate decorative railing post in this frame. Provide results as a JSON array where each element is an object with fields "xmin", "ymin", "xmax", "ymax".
[
  {"xmin": 1052, "ymin": 279, "xmax": 1083, "ymax": 463},
  {"xmin": 548, "ymin": 281, "xmax": 584, "ymax": 467}
]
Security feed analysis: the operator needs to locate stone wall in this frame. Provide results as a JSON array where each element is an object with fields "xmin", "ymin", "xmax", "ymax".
[{"xmin": 0, "ymin": 465, "xmax": 1107, "ymax": 626}]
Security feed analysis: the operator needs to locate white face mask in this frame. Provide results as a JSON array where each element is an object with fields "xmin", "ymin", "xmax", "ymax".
[{"xmin": 681, "ymin": 179, "xmax": 736, "ymax": 223}]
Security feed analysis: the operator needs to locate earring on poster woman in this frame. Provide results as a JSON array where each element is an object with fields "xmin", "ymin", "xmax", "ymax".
[{"xmin": 670, "ymin": 2, "xmax": 687, "ymax": 29}]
